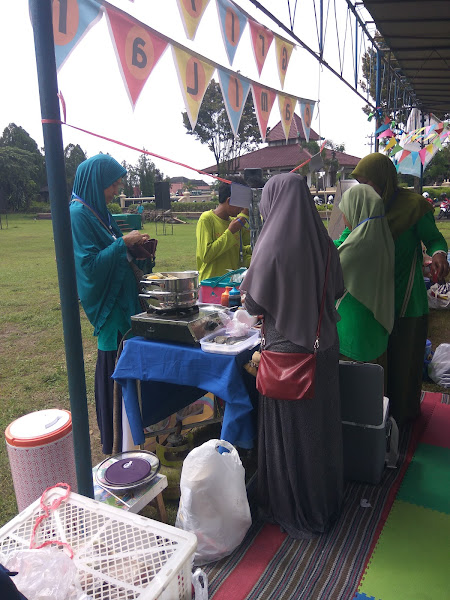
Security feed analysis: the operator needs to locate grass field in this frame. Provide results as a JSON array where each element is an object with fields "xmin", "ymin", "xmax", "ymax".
[{"xmin": 0, "ymin": 212, "xmax": 449, "ymax": 527}]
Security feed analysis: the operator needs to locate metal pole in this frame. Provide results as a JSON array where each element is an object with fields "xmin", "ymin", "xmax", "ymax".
[
  {"xmin": 375, "ymin": 49, "xmax": 382, "ymax": 152},
  {"xmin": 29, "ymin": 0, "xmax": 94, "ymax": 498},
  {"xmin": 420, "ymin": 112, "xmax": 425, "ymax": 193},
  {"xmin": 319, "ymin": 0, "xmax": 324, "ymax": 60},
  {"xmin": 354, "ymin": 15, "xmax": 358, "ymax": 89}
]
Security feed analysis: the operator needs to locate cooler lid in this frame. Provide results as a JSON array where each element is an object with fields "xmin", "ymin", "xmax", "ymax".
[{"xmin": 5, "ymin": 409, "xmax": 72, "ymax": 448}]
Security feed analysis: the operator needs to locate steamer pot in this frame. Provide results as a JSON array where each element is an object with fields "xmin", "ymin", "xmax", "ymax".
[{"xmin": 141, "ymin": 271, "xmax": 199, "ymax": 293}]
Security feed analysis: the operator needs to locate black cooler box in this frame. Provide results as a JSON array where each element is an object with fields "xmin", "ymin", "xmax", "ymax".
[{"xmin": 339, "ymin": 361, "xmax": 389, "ymax": 485}]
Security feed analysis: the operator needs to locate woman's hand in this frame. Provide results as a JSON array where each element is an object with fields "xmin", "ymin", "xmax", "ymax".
[
  {"xmin": 122, "ymin": 230, "xmax": 150, "ymax": 247},
  {"xmin": 431, "ymin": 252, "xmax": 450, "ymax": 282}
]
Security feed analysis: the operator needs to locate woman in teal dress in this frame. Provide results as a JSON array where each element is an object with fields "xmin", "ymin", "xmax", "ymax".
[
  {"xmin": 70, "ymin": 154, "xmax": 150, "ymax": 453},
  {"xmin": 351, "ymin": 153, "xmax": 449, "ymax": 426},
  {"xmin": 334, "ymin": 184, "xmax": 395, "ymax": 363}
]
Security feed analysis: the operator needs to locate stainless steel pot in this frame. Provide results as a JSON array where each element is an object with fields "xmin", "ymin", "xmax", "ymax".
[
  {"xmin": 141, "ymin": 271, "xmax": 199, "ymax": 293},
  {"xmin": 139, "ymin": 289, "xmax": 199, "ymax": 311}
]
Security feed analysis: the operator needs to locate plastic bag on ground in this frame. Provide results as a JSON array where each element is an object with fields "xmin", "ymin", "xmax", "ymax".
[
  {"xmin": 427, "ymin": 283, "xmax": 450, "ymax": 309},
  {"xmin": 176, "ymin": 439, "xmax": 251, "ymax": 565},
  {"xmin": 428, "ymin": 343, "xmax": 450, "ymax": 388}
]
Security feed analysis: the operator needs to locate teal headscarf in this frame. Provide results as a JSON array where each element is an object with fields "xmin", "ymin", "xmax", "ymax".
[
  {"xmin": 70, "ymin": 155, "xmax": 139, "ymax": 335},
  {"xmin": 338, "ymin": 184, "xmax": 395, "ymax": 333}
]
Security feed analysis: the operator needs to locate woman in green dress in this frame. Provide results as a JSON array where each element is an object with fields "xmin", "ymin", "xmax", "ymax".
[
  {"xmin": 334, "ymin": 184, "xmax": 395, "ymax": 364},
  {"xmin": 350, "ymin": 153, "xmax": 449, "ymax": 426}
]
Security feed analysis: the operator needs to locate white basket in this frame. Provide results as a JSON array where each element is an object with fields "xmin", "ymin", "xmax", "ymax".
[{"xmin": 0, "ymin": 487, "xmax": 197, "ymax": 600}]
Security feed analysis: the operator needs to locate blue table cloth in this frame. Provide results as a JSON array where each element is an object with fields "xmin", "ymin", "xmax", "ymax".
[{"xmin": 112, "ymin": 337, "xmax": 257, "ymax": 449}]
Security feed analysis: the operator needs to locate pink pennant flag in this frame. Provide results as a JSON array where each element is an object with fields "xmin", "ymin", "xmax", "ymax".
[
  {"xmin": 419, "ymin": 147, "xmax": 428, "ymax": 165},
  {"xmin": 248, "ymin": 19, "xmax": 274, "ymax": 76},
  {"xmin": 105, "ymin": 6, "xmax": 168, "ymax": 109},
  {"xmin": 251, "ymin": 83, "xmax": 276, "ymax": 142},
  {"xmin": 377, "ymin": 128, "xmax": 394, "ymax": 139}
]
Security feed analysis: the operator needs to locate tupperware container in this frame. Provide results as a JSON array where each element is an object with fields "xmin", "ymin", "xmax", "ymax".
[{"xmin": 200, "ymin": 327, "xmax": 260, "ymax": 355}]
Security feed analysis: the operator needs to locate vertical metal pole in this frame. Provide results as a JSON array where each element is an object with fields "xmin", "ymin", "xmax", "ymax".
[
  {"xmin": 375, "ymin": 49, "xmax": 382, "ymax": 152},
  {"xmin": 420, "ymin": 111, "xmax": 425, "ymax": 193},
  {"xmin": 354, "ymin": 15, "xmax": 358, "ymax": 89},
  {"xmin": 29, "ymin": 0, "xmax": 94, "ymax": 498},
  {"xmin": 319, "ymin": 0, "xmax": 324, "ymax": 59}
]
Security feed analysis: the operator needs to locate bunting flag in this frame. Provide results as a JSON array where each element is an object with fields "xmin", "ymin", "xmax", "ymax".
[
  {"xmin": 216, "ymin": 0, "xmax": 247, "ymax": 65},
  {"xmin": 426, "ymin": 144, "xmax": 435, "ymax": 155},
  {"xmin": 176, "ymin": 0, "xmax": 211, "ymax": 40},
  {"xmin": 248, "ymin": 19, "xmax": 274, "ymax": 76},
  {"xmin": 278, "ymin": 94, "xmax": 297, "ymax": 142},
  {"xmin": 217, "ymin": 69, "xmax": 251, "ymax": 136},
  {"xmin": 378, "ymin": 128, "xmax": 394, "ymax": 139},
  {"xmin": 172, "ymin": 46, "xmax": 215, "ymax": 130},
  {"xmin": 411, "ymin": 151, "xmax": 419, "ymax": 165},
  {"xmin": 251, "ymin": 83, "xmax": 276, "ymax": 142},
  {"xmin": 105, "ymin": 6, "xmax": 168, "ymax": 109},
  {"xmin": 299, "ymin": 100, "xmax": 315, "ymax": 143},
  {"xmin": 384, "ymin": 137, "xmax": 397, "ymax": 152},
  {"xmin": 274, "ymin": 35, "xmax": 294, "ymax": 89},
  {"xmin": 52, "ymin": 0, "xmax": 102, "ymax": 71},
  {"xmin": 398, "ymin": 150, "xmax": 410, "ymax": 163},
  {"xmin": 419, "ymin": 147, "xmax": 428, "ymax": 165}
]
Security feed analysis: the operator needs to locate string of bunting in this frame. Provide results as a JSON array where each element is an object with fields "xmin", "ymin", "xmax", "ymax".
[{"xmin": 52, "ymin": 0, "xmax": 316, "ymax": 144}]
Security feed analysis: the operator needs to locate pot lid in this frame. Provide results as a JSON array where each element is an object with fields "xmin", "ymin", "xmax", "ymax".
[
  {"xmin": 5, "ymin": 409, "xmax": 72, "ymax": 447},
  {"xmin": 105, "ymin": 458, "xmax": 151, "ymax": 486}
]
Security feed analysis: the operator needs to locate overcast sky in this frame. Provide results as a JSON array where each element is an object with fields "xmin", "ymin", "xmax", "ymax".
[{"xmin": 2, "ymin": 1, "xmax": 376, "ymax": 181}]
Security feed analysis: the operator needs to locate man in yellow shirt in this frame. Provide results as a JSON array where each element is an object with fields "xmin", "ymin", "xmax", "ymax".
[{"xmin": 196, "ymin": 178, "xmax": 252, "ymax": 282}]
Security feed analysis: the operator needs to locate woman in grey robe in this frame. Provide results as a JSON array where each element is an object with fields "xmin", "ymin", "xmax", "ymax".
[{"xmin": 240, "ymin": 173, "xmax": 344, "ymax": 539}]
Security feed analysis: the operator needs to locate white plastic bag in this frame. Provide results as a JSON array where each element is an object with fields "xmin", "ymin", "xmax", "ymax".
[
  {"xmin": 428, "ymin": 343, "xmax": 450, "ymax": 388},
  {"xmin": 176, "ymin": 439, "xmax": 251, "ymax": 565},
  {"xmin": 192, "ymin": 568, "xmax": 208, "ymax": 600},
  {"xmin": 427, "ymin": 283, "xmax": 450, "ymax": 309}
]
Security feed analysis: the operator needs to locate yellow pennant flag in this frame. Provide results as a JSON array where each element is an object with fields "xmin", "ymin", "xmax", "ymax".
[
  {"xmin": 172, "ymin": 46, "xmax": 215, "ymax": 130},
  {"xmin": 384, "ymin": 136, "xmax": 397, "ymax": 152},
  {"xmin": 426, "ymin": 144, "xmax": 435, "ymax": 155},
  {"xmin": 278, "ymin": 93, "xmax": 297, "ymax": 142},
  {"xmin": 176, "ymin": 0, "xmax": 211, "ymax": 40},
  {"xmin": 274, "ymin": 35, "xmax": 294, "ymax": 89}
]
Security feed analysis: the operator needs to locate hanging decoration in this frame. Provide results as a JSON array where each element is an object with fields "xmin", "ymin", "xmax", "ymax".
[
  {"xmin": 52, "ymin": 0, "xmax": 102, "ymax": 71},
  {"xmin": 248, "ymin": 19, "xmax": 274, "ymax": 76},
  {"xmin": 251, "ymin": 83, "xmax": 276, "ymax": 143},
  {"xmin": 299, "ymin": 100, "xmax": 315, "ymax": 143},
  {"xmin": 217, "ymin": 69, "xmax": 251, "ymax": 136},
  {"xmin": 172, "ymin": 46, "xmax": 215, "ymax": 130},
  {"xmin": 105, "ymin": 5, "xmax": 168, "ymax": 109},
  {"xmin": 216, "ymin": 0, "xmax": 247, "ymax": 65},
  {"xmin": 274, "ymin": 35, "xmax": 294, "ymax": 89},
  {"xmin": 278, "ymin": 93, "xmax": 297, "ymax": 142},
  {"xmin": 176, "ymin": 0, "xmax": 211, "ymax": 41}
]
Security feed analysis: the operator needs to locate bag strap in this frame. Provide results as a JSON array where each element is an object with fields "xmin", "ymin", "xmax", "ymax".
[
  {"xmin": 72, "ymin": 196, "xmax": 118, "ymax": 239},
  {"xmin": 261, "ymin": 240, "xmax": 331, "ymax": 353}
]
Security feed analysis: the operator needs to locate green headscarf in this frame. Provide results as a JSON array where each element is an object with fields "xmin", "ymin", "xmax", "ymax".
[
  {"xmin": 351, "ymin": 153, "xmax": 432, "ymax": 239},
  {"xmin": 338, "ymin": 184, "xmax": 395, "ymax": 333}
]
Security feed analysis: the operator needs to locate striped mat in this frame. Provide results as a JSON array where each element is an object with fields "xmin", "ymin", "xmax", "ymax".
[
  {"xmin": 356, "ymin": 393, "xmax": 450, "ymax": 600},
  {"xmin": 203, "ymin": 392, "xmax": 445, "ymax": 600}
]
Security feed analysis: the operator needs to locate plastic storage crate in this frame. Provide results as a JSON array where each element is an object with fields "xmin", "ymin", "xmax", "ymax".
[
  {"xmin": 199, "ymin": 268, "xmax": 247, "ymax": 304},
  {"xmin": 0, "ymin": 487, "xmax": 197, "ymax": 600}
]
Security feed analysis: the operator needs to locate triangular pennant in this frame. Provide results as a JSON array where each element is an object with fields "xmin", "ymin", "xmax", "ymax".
[
  {"xmin": 375, "ymin": 123, "xmax": 389, "ymax": 135},
  {"xmin": 216, "ymin": 0, "xmax": 247, "ymax": 65},
  {"xmin": 426, "ymin": 144, "xmax": 435, "ymax": 155},
  {"xmin": 419, "ymin": 147, "xmax": 428, "ymax": 165},
  {"xmin": 172, "ymin": 46, "xmax": 215, "ymax": 130},
  {"xmin": 299, "ymin": 100, "xmax": 315, "ymax": 143},
  {"xmin": 398, "ymin": 150, "xmax": 410, "ymax": 163},
  {"xmin": 248, "ymin": 19, "xmax": 274, "ymax": 76},
  {"xmin": 52, "ymin": 0, "xmax": 102, "ymax": 71},
  {"xmin": 217, "ymin": 69, "xmax": 250, "ymax": 136},
  {"xmin": 378, "ymin": 128, "xmax": 394, "ymax": 139},
  {"xmin": 410, "ymin": 151, "xmax": 419, "ymax": 165},
  {"xmin": 434, "ymin": 136, "xmax": 443, "ymax": 150},
  {"xmin": 383, "ymin": 116, "xmax": 391, "ymax": 125},
  {"xmin": 251, "ymin": 83, "xmax": 276, "ymax": 142},
  {"xmin": 385, "ymin": 137, "xmax": 397, "ymax": 152},
  {"xmin": 176, "ymin": 0, "xmax": 211, "ymax": 40},
  {"xmin": 274, "ymin": 35, "xmax": 294, "ymax": 89},
  {"xmin": 389, "ymin": 143, "xmax": 403, "ymax": 155},
  {"xmin": 278, "ymin": 94, "xmax": 297, "ymax": 142},
  {"xmin": 435, "ymin": 123, "xmax": 444, "ymax": 134},
  {"xmin": 105, "ymin": 6, "xmax": 168, "ymax": 109}
]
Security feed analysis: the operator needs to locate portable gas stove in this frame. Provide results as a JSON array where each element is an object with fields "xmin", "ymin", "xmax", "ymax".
[{"xmin": 131, "ymin": 304, "xmax": 225, "ymax": 345}]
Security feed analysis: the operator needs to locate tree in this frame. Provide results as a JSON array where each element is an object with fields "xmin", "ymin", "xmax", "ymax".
[
  {"xmin": 423, "ymin": 145, "xmax": 450, "ymax": 185},
  {"xmin": 0, "ymin": 123, "xmax": 46, "ymax": 189},
  {"xmin": 64, "ymin": 143, "xmax": 87, "ymax": 197},
  {"xmin": 0, "ymin": 147, "xmax": 40, "ymax": 211},
  {"xmin": 182, "ymin": 79, "xmax": 262, "ymax": 176},
  {"xmin": 322, "ymin": 141, "xmax": 345, "ymax": 187},
  {"xmin": 136, "ymin": 153, "xmax": 165, "ymax": 197}
]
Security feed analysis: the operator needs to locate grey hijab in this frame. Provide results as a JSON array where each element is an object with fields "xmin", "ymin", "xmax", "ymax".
[{"xmin": 240, "ymin": 173, "xmax": 344, "ymax": 351}]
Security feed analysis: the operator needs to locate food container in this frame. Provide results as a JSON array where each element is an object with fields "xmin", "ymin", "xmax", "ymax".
[
  {"xmin": 200, "ymin": 327, "xmax": 260, "ymax": 355},
  {"xmin": 141, "ymin": 271, "xmax": 199, "ymax": 293},
  {"xmin": 139, "ymin": 289, "xmax": 198, "ymax": 311}
]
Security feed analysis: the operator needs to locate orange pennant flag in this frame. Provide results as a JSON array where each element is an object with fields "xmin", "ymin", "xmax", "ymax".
[
  {"xmin": 105, "ymin": 6, "xmax": 168, "ymax": 108},
  {"xmin": 251, "ymin": 83, "xmax": 276, "ymax": 142},
  {"xmin": 248, "ymin": 19, "xmax": 274, "ymax": 76},
  {"xmin": 176, "ymin": 0, "xmax": 211, "ymax": 40},
  {"xmin": 278, "ymin": 93, "xmax": 297, "ymax": 142},
  {"xmin": 274, "ymin": 35, "xmax": 294, "ymax": 89},
  {"xmin": 172, "ymin": 46, "xmax": 215, "ymax": 130}
]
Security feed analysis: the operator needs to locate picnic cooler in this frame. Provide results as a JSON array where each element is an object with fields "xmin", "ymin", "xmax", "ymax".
[
  {"xmin": 199, "ymin": 268, "xmax": 247, "ymax": 303},
  {"xmin": 339, "ymin": 361, "xmax": 389, "ymax": 485},
  {"xmin": 0, "ymin": 486, "xmax": 197, "ymax": 600},
  {"xmin": 5, "ymin": 409, "xmax": 77, "ymax": 512}
]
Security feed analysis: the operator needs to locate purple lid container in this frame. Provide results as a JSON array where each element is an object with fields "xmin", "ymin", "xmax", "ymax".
[{"xmin": 105, "ymin": 458, "xmax": 151, "ymax": 485}]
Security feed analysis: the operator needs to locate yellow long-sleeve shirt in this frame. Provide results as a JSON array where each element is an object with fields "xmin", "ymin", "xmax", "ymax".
[{"xmin": 196, "ymin": 210, "xmax": 252, "ymax": 282}]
